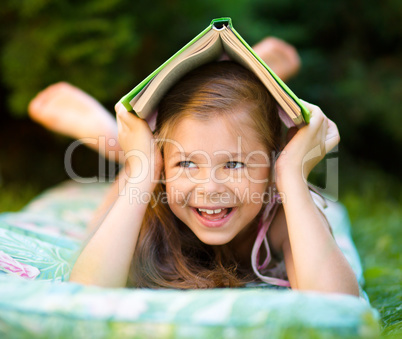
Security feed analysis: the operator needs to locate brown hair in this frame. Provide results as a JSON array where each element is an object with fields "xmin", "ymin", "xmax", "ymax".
[{"xmin": 128, "ymin": 61, "xmax": 281, "ymax": 288}]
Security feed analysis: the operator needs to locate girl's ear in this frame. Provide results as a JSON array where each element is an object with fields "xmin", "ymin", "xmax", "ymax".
[
  {"xmin": 161, "ymin": 171, "xmax": 165, "ymax": 184},
  {"xmin": 160, "ymin": 166, "xmax": 166, "ymax": 185}
]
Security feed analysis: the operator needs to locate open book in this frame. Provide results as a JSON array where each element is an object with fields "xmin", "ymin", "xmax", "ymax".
[{"xmin": 119, "ymin": 17, "xmax": 310, "ymax": 126}]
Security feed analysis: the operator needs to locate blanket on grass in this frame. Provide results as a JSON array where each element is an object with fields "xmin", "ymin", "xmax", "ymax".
[{"xmin": 0, "ymin": 181, "xmax": 380, "ymax": 338}]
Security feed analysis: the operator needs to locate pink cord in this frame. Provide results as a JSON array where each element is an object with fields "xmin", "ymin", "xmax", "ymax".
[{"xmin": 251, "ymin": 194, "xmax": 291, "ymax": 287}]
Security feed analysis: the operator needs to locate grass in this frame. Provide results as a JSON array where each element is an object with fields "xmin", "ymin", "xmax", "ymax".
[
  {"xmin": 342, "ymin": 169, "xmax": 402, "ymax": 338},
  {"xmin": 0, "ymin": 183, "xmax": 41, "ymax": 213},
  {"xmin": 0, "ymin": 163, "xmax": 400, "ymax": 337}
]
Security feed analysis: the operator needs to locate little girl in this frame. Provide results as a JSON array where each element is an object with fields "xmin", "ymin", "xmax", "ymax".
[{"xmin": 29, "ymin": 39, "xmax": 359, "ymax": 295}]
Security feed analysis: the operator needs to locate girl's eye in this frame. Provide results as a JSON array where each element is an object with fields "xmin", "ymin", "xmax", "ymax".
[
  {"xmin": 178, "ymin": 161, "xmax": 196, "ymax": 168},
  {"xmin": 225, "ymin": 161, "xmax": 244, "ymax": 169}
]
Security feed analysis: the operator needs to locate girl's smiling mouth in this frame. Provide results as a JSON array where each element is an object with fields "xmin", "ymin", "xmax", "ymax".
[{"xmin": 191, "ymin": 206, "xmax": 235, "ymax": 228}]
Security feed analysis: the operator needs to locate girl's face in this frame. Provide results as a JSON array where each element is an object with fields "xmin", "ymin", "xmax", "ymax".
[{"xmin": 164, "ymin": 111, "xmax": 271, "ymax": 246}]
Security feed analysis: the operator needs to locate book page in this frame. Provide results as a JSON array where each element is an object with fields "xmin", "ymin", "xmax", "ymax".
[
  {"xmin": 219, "ymin": 28, "xmax": 302, "ymax": 124},
  {"xmin": 132, "ymin": 30, "xmax": 223, "ymax": 118}
]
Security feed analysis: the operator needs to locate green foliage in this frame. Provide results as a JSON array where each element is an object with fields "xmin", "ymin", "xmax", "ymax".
[
  {"xmin": 250, "ymin": 0, "xmax": 402, "ymax": 163},
  {"xmin": 0, "ymin": 0, "xmax": 252, "ymax": 115},
  {"xmin": 1, "ymin": 0, "xmax": 142, "ymax": 114}
]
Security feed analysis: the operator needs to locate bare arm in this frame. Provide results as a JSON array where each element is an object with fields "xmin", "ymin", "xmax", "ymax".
[
  {"xmin": 69, "ymin": 178, "xmax": 152, "ymax": 287},
  {"xmin": 69, "ymin": 104, "xmax": 162, "ymax": 287},
  {"xmin": 276, "ymin": 101, "xmax": 359, "ymax": 296},
  {"xmin": 279, "ymin": 176, "xmax": 359, "ymax": 295}
]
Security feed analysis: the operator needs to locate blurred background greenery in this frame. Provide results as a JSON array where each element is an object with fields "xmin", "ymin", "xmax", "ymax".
[{"xmin": 0, "ymin": 0, "xmax": 400, "ymax": 336}]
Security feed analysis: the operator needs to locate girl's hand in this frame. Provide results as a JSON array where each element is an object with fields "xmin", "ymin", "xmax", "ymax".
[
  {"xmin": 115, "ymin": 103, "xmax": 163, "ymax": 186},
  {"xmin": 276, "ymin": 100, "xmax": 340, "ymax": 188}
]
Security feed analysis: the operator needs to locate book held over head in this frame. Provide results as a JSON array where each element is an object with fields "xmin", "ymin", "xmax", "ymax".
[{"xmin": 119, "ymin": 17, "xmax": 310, "ymax": 127}]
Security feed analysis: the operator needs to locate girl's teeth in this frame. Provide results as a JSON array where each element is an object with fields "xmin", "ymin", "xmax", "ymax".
[
  {"xmin": 196, "ymin": 207, "xmax": 233, "ymax": 220},
  {"xmin": 198, "ymin": 208, "xmax": 222, "ymax": 214}
]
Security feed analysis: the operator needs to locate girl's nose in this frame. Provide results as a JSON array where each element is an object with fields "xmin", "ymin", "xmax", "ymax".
[{"xmin": 193, "ymin": 166, "xmax": 227, "ymax": 194}]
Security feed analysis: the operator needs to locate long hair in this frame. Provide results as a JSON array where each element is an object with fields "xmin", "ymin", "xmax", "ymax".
[{"xmin": 128, "ymin": 61, "xmax": 281, "ymax": 288}]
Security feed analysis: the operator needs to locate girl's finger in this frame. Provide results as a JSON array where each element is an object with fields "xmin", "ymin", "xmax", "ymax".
[
  {"xmin": 325, "ymin": 119, "xmax": 340, "ymax": 153},
  {"xmin": 299, "ymin": 99, "xmax": 327, "ymax": 129},
  {"xmin": 299, "ymin": 99, "xmax": 321, "ymax": 115},
  {"xmin": 115, "ymin": 103, "xmax": 129, "ymax": 127},
  {"xmin": 115, "ymin": 102, "xmax": 128, "ymax": 117},
  {"xmin": 299, "ymin": 99, "xmax": 316, "ymax": 110},
  {"xmin": 115, "ymin": 103, "xmax": 141, "ymax": 130}
]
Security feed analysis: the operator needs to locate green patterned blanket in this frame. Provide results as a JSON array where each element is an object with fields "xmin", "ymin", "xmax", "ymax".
[{"xmin": 0, "ymin": 181, "xmax": 380, "ymax": 338}]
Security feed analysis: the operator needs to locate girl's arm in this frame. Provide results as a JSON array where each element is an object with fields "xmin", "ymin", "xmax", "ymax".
[
  {"xmin": 276, "ymin": 101, "xmax": 360, "ymax": 296},
  {"xmin": 69, "ymin": 104, "xmax": 162, "ymax": 288}
]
